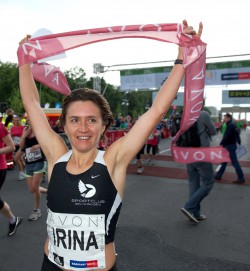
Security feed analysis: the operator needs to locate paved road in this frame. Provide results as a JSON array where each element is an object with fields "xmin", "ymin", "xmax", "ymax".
[{"xmin": 0, "ymin": 128, "xmax": 250, "ymax": 271}]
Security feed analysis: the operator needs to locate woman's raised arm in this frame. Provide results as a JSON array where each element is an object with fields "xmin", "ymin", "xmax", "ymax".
[
  {"xmin": 110, "ymin": 20, "xmax": 203, "ymax": 167},
  {"xmin": 18, "ymin": 36, "xmax": 68, "ymax": 168}
]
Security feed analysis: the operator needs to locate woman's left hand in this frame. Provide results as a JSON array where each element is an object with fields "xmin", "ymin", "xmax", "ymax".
[{"xmin": 182, "ymin": 19, "xmax": 203, "ymax": 38}]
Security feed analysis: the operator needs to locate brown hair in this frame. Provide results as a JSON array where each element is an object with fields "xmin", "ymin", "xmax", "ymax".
[{"xmin": 59, "ymin": 88, "xmax": 114, "ymax": 136}]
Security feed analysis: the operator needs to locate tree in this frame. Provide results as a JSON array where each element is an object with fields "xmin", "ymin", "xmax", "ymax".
[
  {"xmin": 64, "ymin": 66, "xmax": 87, "ymax": 90},
  {"xmin": 0, "ymin": 60, "xmax": 161, "ymax": 119},
  {"xmin": 0, "ymin": 61, "xmax": 19, "ymax": 103},
  {"xmin": 7, "ymin": 88, "xmax": 24, "ymax": 114}
]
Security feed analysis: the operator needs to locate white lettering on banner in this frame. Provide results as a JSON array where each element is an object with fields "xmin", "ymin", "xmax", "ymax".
[
  {"xmin": 174, "ymin": 149, "xmax": 223, "ymax": 161},
  {"xmin": 179, "ymin": 151, "xmax": 189, "ymax": 160},
  {"xmin": 190, "ymin": 89, "xmax": 204, "ymax": 102},
  {"xmin": 52, "ymin": 73, "xmax": 59, "ymax": 85},
  {"xmin": 193, "ymin": 151, "xmax": 205, "ymax": 160},
  {"xmin": 191, "ymin": 101, "xmax": 203, "ymax": 113},
  {"xmin": 44, "ymin": 63, "xmax": 55, "ymax": 77},
  {"xmin": 139, "ymin": 24, "xmax": 161, "ymax": 32},
  {"xmin": 123, "ymin": 76, "xmax": 153, "ymax": 85},
  {"xmin": 107, "ymin": 26, "xmax": 127, "ymax": 32},
  {"xmin": 121, "ymin": 74, "xmax": 154, "ymax": 90},
  {"xmin": 42, "ymin": 63, "xmax": 60, "ymax": 86},
  {"xmin": 192, "ymin": 68, "xmax": 205, "ymax": 80},
  {"xmin": 22, "ymin": 40, "xmax": 42, "ymax": 55},
  {"xmin": 185, "ymin": 88, "xmax": 204, "ymax": 125},
  {"xmin": 84, "ymin": 24, "xmax": 163, "ymax": 35},
  {"xmin": 186, "ymin": 116, "xmax": 199, "ymax": 126},
  {"xmin": 210, "ymin": 150, "xmax": 223, "ymax": 160}
]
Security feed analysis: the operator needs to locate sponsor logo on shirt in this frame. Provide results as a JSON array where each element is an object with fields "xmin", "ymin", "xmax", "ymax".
[
  {"xmin": 70, "ymin": 180, "xmax": 106, "ymax": 207},
  {"xmin": 53, "ymin": 252, "xmax": 64, "ymax": 266},
  {"xmin": 78, "ymin": 180, "xmax": 96, "ymax": 198},
  {"xmin": 70, "ymin": 260, "xmax": 98, "ymax": 268}
]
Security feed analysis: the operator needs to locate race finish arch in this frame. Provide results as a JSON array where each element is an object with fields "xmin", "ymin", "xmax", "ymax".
[
  {"xmin": 17, "ymin": 22, "xmax": 229, "ymax": 164},
  {"xmin": 121, "ymin": 59, "xmax": 250, "ymax": 120},
  {"xmin": 120, "ymin": 60, "xmax": 250, "ymax": 91}
]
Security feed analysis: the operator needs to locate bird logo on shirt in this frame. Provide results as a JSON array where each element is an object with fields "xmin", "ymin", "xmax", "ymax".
[{"xmin": 78, "ymin": 180, "xmax": 96, "ymax": 198}]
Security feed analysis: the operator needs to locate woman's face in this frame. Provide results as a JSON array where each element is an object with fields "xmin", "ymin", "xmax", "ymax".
[
  {"xmin": 64, "ymin": 100, "xmax": 105, "ymax": 152},
  {"xmin": 13, "ymin": 117, "xmax": 20, "ymax": 125}
]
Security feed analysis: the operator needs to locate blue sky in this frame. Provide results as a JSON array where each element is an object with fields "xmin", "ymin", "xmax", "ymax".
[{"xmin": 0, "ymin": 0, "xmax": 250, "ymax": 111}]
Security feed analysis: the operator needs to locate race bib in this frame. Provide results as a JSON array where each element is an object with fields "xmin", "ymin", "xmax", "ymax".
[
  {"xmin": 47, "ymin": 209, "xmax": 106, "ymax": 270},
  {"xmin": 25, "ymin": 147, "xmax": 42, "ymax": 162},
  {"xmin": 12, "ymin": 136, "xmax": 21, "ymax": 146}
]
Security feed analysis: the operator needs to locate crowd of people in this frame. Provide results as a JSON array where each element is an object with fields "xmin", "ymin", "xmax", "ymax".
[
  {"xmin": 0, "ymin": 105, "xmax": 247, "ymax": 234},
  {"xmin": 0, "ymin": 108, "xmax": 49, "ymax": 237}
]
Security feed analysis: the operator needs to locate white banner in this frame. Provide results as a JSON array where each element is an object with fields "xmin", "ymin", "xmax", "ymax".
[{"xmin": 120, "ymin": 60, "xmax": 250, "ymax": 91}]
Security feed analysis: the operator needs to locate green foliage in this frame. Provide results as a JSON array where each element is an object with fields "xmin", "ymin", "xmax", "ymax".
[
  {"xmin": 38, "ymin": 83, "xmax": 64, "ymax": 108},
  {"xmin": 0, "ymin": 61, "xmax": 157, "ymax": 118},
  {"xmin": 64, "ymin": 66, "xmax": 87, "ymax": 90},
  {"xmin": 125, "ymin": 91, "xmax": 152, "ymax": 118},
  {"xmin": 0, "ymin": 61, "xmax": 19, "ymax": 103},
  {"xmin": 7, "ymin": 88, "xmax": 24, "ymax": 114}
]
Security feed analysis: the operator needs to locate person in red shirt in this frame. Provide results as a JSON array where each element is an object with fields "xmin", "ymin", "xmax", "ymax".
[
  {"xmin": 11, "ymin": 116, "xmax": 26, "ymax": 180},
  {"xmin": 0, "ymin": 122, "xmax": 22, "ymax": 236},
  {"xmin": 146, "ymin": 128, "xmax": 160, "ymax": 165}
]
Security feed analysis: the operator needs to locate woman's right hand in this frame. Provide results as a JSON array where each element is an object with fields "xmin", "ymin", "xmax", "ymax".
[{"xmin": 19, "ymin": 34, "xmax": 31, "ymax": 46}]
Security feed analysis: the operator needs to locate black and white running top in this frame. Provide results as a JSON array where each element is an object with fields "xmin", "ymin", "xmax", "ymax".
[{"xmin": 46, "ymin": 150, "xmax": 122, "ymax": 270}]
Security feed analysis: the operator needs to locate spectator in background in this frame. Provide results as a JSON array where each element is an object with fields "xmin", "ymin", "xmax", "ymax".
[
  {"xmin": 136, "ymin": 144, "xmax": 146, "ymax": 174},
  {"xmin": 4, "ymin": 114, "xmax": 15, "ymax": 169},
  {"xmin": 0, "ymin": 122, "xmax": 22, "ymax": 236},
  {"xmin": 220, "ymin": 121, "xmax": 227, "ymax": 135},
  {"xmin": 156, "ymin": 121, "xmax": 164, "ymax": 153},
  {"xmin": 146, "ymin": 127, "xmax": 159, "ymax": 165},
  {"xmin": 20, "ymin": 123, "xmax": 47, "ymax": 221},
  {"xmin": 119, "ymin": 117, "xmax": 128, "ymax": 130},
  {"xmin": 1, "ymin": 108, "xmax": 14, "ymax": 125},
  {"xmin": 243, "ymin": 121, "xmax": 247, "ymax": 131},
  {"xmin": 181, "ymin": 110, "xmax": 217, "ymax": 223},
  {"xmin": 113, "ymin": 115, "xmax": 121, "ymax": 129},
  {"xmin": 20, "ymin": 113, "xmax": 27, "ymax": 126},
  {"xmin": 11, "ymin": 116, "xmax": 26, "ymax": 180},
  {"xmin": 4, "ymin": 115, "xmax": 14, "ymax": 131},
  {"xmin": 215, "ymin": 113, "xmax": 245, "ymax": 184}
]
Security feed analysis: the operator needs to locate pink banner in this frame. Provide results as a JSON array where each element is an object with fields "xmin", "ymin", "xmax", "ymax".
[
  {"xmin": 17, "ymin": 23, "xmax": 205, "ymax": 96},
  {"xmin": 31, "ymin": 62, "xmax": 70, "ymax": 95},
  {"xmin": 170, "ymin": 50, "xmax": 230, "ymax": 163},
  {"xmin": 17, "ymin": 22, "xmax": 229, "ymax": 163},
  {"xmin": 172, "ymin": 146, "xmax": 230, "ymax": 164}
]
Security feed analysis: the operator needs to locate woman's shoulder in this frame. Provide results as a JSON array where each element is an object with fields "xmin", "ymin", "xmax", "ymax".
[{"xmin": 55, "ymin": 149, "xmax": 72, "ymax": 164}]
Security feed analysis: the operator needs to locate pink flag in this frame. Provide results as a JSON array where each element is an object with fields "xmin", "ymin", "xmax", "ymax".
[
  {"xmin": 170, "ymin": 48, "xmax": 230, "ymax": 163},
  {"xmin": 17, "ymin": 22, "xmax": 229, "ymax": 163},
  {"xmin": 17, "ymin": 23, "xmax": 205, "ymax": 96},
  {"xmin": 31, "ymin": 62, "xmax": 70, "ymax": 95}
]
